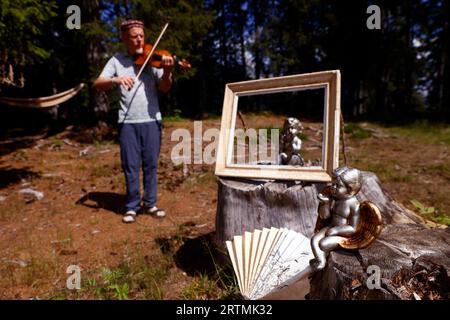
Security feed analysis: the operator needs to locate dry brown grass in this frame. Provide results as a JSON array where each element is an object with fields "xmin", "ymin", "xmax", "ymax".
[{"xmin": 0, "ymin": 116, "xmax": 448, "ymax": 299}]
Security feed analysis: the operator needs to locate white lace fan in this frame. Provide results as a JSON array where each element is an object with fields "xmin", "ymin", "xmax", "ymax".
[{"xmin": 226, "ymin": 227, "xmax": 313, "ymax": 300}]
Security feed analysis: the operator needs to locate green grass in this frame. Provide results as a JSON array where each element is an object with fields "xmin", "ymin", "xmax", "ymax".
[
  {"xmin": 173, "ymin": 162, "xmax": 184, "ymax": 171},
  {"xmin": 50, "ymin": 139, "xmax": 64, "ymax": 147},
  {"xmin": 422, "ymin": 163, "xmax": 450, "ymax": 179},
  {"xmin": 385, "ymin": 121, "xmax": 450, "ymax": 145},
  {"xmin": 154, "ymin": 225, "xmax": 239, "ymax": 300},
  {"xmin": 164, "ymin": 109, "xmax": 185, "ymax": 122},
  {"xmin": 90, "ymin": 165, "xmax": 114, "ymax": 178},
  {"xmin": 244, "ymin": 110, "xmax": 275, "ymax": 118},
  {"xmin": 95, "ymin": 267, "xmax": 129, "ymax": 300},
  {"xmin": 183, "ymin": 171, "xmax": 218, "ymax": 189},
  {"xmin": 298, "ymin": 132, "xmax": 308, "ymax": 141},
  {"xmin": 344, "ymin": 123, "xmax": 372, "ymax": 139},
  {"xmin": 181, "ymin": 235, "xmax": 239, "ymax": 300},
  {"xmin": 179, "ymin": 252, "xmax": 240, "ymax": 300},
  {"xmin": 364, "ymin": 163, "xmax": 415, "ymax": 183},
  {"xmin": 181, "ymin": 273, "xmax": 222, "ymax": 299},
  {"xmin": 410, "ymin": 199, "xmax": 450, "ymax": 226},
  {"xmin": 432, "ymin": 215, "xmax": 450, "ymax": 226},
  {"xmin": 79, "ymin": 250, "xmax": 172, "ymax": 300},
  {"xmin": 93, "ymin": 139, "xmax": 115, "ymax": 146},
  {"xmin": 24, "ymin": 257, "xmax": 58, "ymax": 287}
]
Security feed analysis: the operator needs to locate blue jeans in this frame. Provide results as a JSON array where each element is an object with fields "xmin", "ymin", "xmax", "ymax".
[{"xmin": 119, "ymin": 121, "xmax": 161, "ymax": 212}]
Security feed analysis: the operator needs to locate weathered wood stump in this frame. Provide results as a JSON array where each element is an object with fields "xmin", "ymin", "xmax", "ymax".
[
  {"xmin": 215, "ymin": 171, "xmax": 450, "ymax": 299},
  {"xmin": 215, "ymin": 171, "xmax": 425, "ymax": 246},
  {"xmin": 308, "ymin": 224, "xmax": 450, "ymax": 299},
  {"xmin": 215, "ymin": 178, "xmax": 321, "ymax": 244}
]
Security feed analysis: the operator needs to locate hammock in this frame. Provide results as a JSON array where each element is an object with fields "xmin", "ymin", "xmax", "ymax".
[{"xmin": 0, "ymin": 83, "xmax": 85, "ymax": 108}]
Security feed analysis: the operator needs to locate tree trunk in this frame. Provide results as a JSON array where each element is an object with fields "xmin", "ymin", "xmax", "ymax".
[
  {"xmin": 441, "ymin": 0, "xmax": 450, "ymax": 121},
  {"xmin": 308, "ymin": 224, "xmax": 450, "ymax": 300},
  {"xmin": 83, "ymin": 0, "xmax": 110, "ymax": 123},
  {"xmin": 215, "ymin": 171, "xmax": 425, "ymax": 247}
]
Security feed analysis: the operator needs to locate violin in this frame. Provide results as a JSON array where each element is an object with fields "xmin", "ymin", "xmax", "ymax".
[{"xmin": 134, "ymin": 43, "xmax": 191, "ymax": 70}]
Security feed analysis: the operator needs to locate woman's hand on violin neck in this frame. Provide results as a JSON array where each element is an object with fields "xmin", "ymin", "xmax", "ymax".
[{"xmin": 113, "ymin": 76, "xmax": 135, "ymax": 90}]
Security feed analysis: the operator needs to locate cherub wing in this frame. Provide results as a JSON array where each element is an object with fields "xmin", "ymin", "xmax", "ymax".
[{"xmin": 339, "ymin": 201, "xmax": 384, "ymax": 250}]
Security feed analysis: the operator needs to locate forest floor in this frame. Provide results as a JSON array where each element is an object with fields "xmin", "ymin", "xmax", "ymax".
[{"xmin": 0, "ymin": 114, "xmax": 448, "ymax": 299}]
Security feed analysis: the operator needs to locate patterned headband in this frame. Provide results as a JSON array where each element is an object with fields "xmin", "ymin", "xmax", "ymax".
[{"xmin": 120, "ymin": 19, "xmax": 144, "ymax": 31}]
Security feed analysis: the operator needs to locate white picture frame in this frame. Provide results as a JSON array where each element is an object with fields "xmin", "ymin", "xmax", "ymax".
[{"xmin": 215, "ymin": 70, "xmax": 341, "ymax": 182}]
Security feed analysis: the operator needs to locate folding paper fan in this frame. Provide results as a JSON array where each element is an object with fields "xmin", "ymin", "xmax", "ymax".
[{"xmin": 226, "ymin": 227, "xmax": 313, "ymax": 300}]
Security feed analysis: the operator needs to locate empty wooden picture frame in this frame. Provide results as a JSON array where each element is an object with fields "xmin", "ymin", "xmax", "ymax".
[{"xmin": 215, "ymin": 70, "xmax": 341, "ymax": 182}]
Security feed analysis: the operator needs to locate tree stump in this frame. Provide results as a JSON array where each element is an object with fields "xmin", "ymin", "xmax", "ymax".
[
  {"xmin": 308, "ymin": 224, "xmax": 450, "ymax": 300},
  {"xmin": 215, "ymin": 171, "xmax": 450, "ymax": 299},
  {"xmin": 215, "ymin": 171, "xmax": 425, "ymax": 247}
]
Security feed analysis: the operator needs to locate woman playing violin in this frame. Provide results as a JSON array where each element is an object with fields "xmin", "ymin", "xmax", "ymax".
[{"xmin": 93, "ymin": 19, "xmax": 174, "ymax": 223}]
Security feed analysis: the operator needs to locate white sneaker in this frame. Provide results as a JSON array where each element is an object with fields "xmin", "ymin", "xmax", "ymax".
[
  {"xmin": 146, "ymin": 206, "xmax": 166, "ymax": 218},
  {"xmin": 122, "ymin": 210, "xmax": 137, "ymax": 223}
]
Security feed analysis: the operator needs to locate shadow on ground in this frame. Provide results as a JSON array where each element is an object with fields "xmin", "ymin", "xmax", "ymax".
[
  {"xmin": 175, "ymin": 232, "xmax": 219, "ymax": 276},
  {"xmin": 0, "ymin": 167, "xmax": 41, "ymax": 189},
  {"xmin": 156, "ymin": 232, "xmax": 223, "ymax": 274},
  {"xmin": 76, "ymin": 191, "xmax": 125, "ymax": 214},
  {"xmin": 0, "ymin": 121, "xmax": 67, "ymax": 157},
  {"xmin": 156, "ymin": 230, "xmax": 241, "ymax": 299},
  {"xmin": 0, "ymin": 135, "xmax": 44, "ymax": 157},
  {"xmin": 65, "ymin": 122, "xmax": 119, "ymax": 144}
]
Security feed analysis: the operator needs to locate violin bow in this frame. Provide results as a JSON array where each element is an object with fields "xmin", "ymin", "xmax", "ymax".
[{"xmin": 133, "ymin": 22, "xmax": 169, "ymax": 87}]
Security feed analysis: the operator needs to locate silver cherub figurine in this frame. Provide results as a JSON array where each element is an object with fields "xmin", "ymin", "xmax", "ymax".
[
  {"xmin": 310, "ymin": 166, "xmax": 383, "ymax": 272},
  {"xmin": 279, "ymin": 117, "xmax": 305, "ymax": 166}
]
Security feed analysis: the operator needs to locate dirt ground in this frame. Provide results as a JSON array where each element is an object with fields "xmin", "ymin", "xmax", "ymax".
[{"xmin": 0, "ymin": 114, "xmax": 448, "ymax": 299}]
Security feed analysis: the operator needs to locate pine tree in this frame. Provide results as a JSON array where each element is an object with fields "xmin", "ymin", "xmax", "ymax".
[{"xmin": 0, "ymin": 0, "xmax": 57, "ymax": 89}]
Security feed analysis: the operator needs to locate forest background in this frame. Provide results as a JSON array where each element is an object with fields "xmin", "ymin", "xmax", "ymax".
[{"xmin": 0, "ymin": 0, "xmax": 449, "ymax": 129}]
